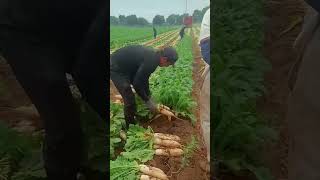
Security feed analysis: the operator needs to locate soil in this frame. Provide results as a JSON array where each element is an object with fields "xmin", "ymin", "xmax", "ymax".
[
  {"xmin": 142, "ymin": 117, "xmax": 208, "ymax": 180},
  {"xmin": 259, "ymin": 0, "xmax": 305, "ymax": 179},
  {"xmin": 0, "ymin": 56, "xmax": 42, "ymax": 132}
]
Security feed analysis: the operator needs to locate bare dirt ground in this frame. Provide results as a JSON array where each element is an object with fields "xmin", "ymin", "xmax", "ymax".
[{"xmin": 0, "ymin": 57, "xmax": 42, "ymax": 133}]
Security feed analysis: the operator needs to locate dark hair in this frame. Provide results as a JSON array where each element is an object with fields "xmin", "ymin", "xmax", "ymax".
[{"xmin": 162, "ymin": 47, "xmax": 178, "ymax": 63}]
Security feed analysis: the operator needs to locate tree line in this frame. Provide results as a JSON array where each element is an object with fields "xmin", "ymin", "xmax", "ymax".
[{"xmin": 110, "ymin": 6, "xmax": 209, "ymax": 26}]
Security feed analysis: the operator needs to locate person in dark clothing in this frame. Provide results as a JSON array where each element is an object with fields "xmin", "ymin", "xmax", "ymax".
[
  {"xmin": 0, "ymin": 0, "xmax": 108, "ymax": 179},
  {"xmin": 287, "ymin": 1, "xmax": 320, "ymax": 180},
  {"xmin": 110, "ymin": 45, "xmax": 178, "ymax": 127},
  {"xmin": 153, "ymin": 26, "xmax": 157, "ymax": 39},
  {"xmin": 305, "ymin": 0, "xmax": 320, "ymax": 12},
  {"xmin": 179, "ymin": 26, "xmax": 186, "ymax": 39}
]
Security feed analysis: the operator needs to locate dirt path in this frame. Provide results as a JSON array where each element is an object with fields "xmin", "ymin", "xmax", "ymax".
[{"xmin": 259, "ymin": 0, "xmax": 305, "ymax": 179}]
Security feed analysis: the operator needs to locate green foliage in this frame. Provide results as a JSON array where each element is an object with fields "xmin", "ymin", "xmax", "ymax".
[
  {"xmin": 0, "ymin": 155, "xmax": 10, "ymax": 180},
  {"xmin": 212, "ymin": 0, "xmax": 277, "ymax": 179},
  {"xmin": 80, "ymin": 101, "xmax": 108, "ymax": 172},
  {"xmin": 181, "ymin": 135, "xmax": 198, "ymax": 168},
  {"xmin": 110, "ymin": 16, "xmax": 119, "ymax": 25},
  {"xmin": 109, "ymin": 125, "xmax": 155, "ymax": 180},
  {"xmin": 135, "ymin": 96, "xmax": 154, "ymax": 121},
  {"xmin": 110, "ymin": 102, "xmax": 126, "ymax": 158},
  {"xmin": 0, "ymin": 121, "xmax": 45, "ymax": 180},
  {"xmin": 150, "ymin": 36, "xmax": 196, "ymax": 124},
  {"xmin": 110, "ymin": 157, "xmax": 140, "ymax": 180},
  {"xmin": 110, "ymin": 26, "xmax": 177, "ymax": 50},
  {"xmin": 124, "ymin": 124, "xmax": 154, "ymax": 153},
  {"xmin": 121, "ymin": 149, "xmax": 154, "ymax": 163},
  {"xmin": 11, "ymin": 150, "xmax": 46, "ymax": 180},
  {"xmin": 153, "ymin": 15, "xmax": 165, "ymax": 25}
]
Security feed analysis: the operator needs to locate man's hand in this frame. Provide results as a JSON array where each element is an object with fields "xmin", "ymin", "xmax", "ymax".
[{"xmin": 145, "ymin": 99, "xmax": 159, "ymax": 114}]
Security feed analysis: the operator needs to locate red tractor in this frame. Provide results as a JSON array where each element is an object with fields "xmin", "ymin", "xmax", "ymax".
[{"xmin": 183, "ymin": 16, "xmax": 193, "ymax": 28}]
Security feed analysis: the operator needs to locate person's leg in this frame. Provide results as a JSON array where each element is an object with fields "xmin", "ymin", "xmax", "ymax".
[
  {"xmin": 72, "ymin": 4, "xmax": 108, "ymax": 121},
  {"xmin": 110, "ymin": 71, "xmax": 136, "ymax": 128},
  {"xmin": 0, "ymin": 30, "xmax": 82, "ymax": 180},
  {"xmin": 287, "ymin": 19, "xmax": 320, "ymax": 180},
  {"xmin": 200, "ymin": 65, "xmax": 210, "ymax": 163}
]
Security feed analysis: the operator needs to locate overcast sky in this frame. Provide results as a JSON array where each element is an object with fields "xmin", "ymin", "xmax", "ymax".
[{"xmin": 110, "ymin": 0, "xmax": 210, "ymax": 23}]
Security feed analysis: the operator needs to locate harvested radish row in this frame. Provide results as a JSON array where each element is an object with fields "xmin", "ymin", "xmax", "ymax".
[
  {"xmin": 155, "ymin": 148, "xmax": 184, "ymax": 157},
  {"xmin": 158, "ymin": 104, "xmax": 171, "ymax": 111},
  {"xmin": 154, "ymin": 133, "xmax": 181, "ymax": 141},
  {"xmin": 159, "ymin": 108, "xmax": 175, "ymax": 121},
  {"xmin": 139, "ymin": 165, "xmax": 169, "ymax": 180},
  {"xmin": 140, "ymin": 175, "xmax": 150, "ymax": 180},
  {"xmin": 140, "ymin": 175, "xmax": 162, "ymax": 180},
  {"xmin": 154, "ymin": 137, "xmax": 181, "ymax": 148}
]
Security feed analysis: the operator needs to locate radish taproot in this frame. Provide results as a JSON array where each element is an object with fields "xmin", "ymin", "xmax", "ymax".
[
  {"xmin": 140, "ymin": 175, "xmax": 150, "ymax": 180},
  {"xmin": 155, "ymin": 148, "xmax": 184, "ymax": 157},
  {"xmin": 114, "ymin": 95, "xmax": 122, "ymax": 99},
  {"xmin": 154, "ymin": 133, "xmax": 181, "ymax": 141},
  {"xmin": 139, "ymin": 165, "xmax": 168, "ymax": 180},
  {"xmin": 154, "ymin": 138, "xmax": 181, "ymax": 148},
  {"xmin": 140, "ymin": 175, "xmax": 162, "ymax": 180},
  {"xmin": 159, "ymin": 108, "xmax": 175, "ymax": 118},
  {"xmin": 119, "ymin": 130, "xmax": 126, "ymax": 140}
]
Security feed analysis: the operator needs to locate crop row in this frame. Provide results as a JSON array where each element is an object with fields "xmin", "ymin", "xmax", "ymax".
[
  {"xmin": 149, "ymin": 36, "xmax": 196, "ymax": 123},
  {"xmin": 110, "ymin": 26, "xmax": 177, "ymax": 50}
]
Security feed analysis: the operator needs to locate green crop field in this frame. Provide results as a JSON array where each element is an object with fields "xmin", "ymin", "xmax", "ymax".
[{"xmin": 110, "ymin": 26, "xmax": 179, "ymax": 50}]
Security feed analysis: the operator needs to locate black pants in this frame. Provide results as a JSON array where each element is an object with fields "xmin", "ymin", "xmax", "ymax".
[
  {"xmin": 110, "ymin": 71, "xmax": 136, "ymax": 126},
  {"xmin": 0, "ymin": 28, "xmax": 107, "ymax": 179}
]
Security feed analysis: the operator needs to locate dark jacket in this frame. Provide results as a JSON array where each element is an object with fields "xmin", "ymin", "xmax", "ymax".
[
  {"xmin": 110, "ymin": 45, "xmax": 160, "ymax": 102},
  {"xmin": 0, "ymin": 0, "xmax": 105, "ymax": 48},
  {"xmin": 153, "ymin": 27, "xmax": 157, "ymax": 38},
  {"xmin": 305, "ymin": 0, "xmax": 320, "ymax": 13},
  {"xmin": 180, "ymin": 27, "xmax": 186, "ymax": 38}
]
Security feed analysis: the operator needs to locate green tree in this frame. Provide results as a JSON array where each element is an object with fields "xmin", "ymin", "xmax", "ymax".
[
  {"xmin": 119, "ymin": 15, "xmax": 126, "ymax": 25},
  {"xmin": 152, "ymin": 15, "xmax": 165, "ymax": 25},
  {"xmin": 192, "ymin": 10, "xmax": 203, "ymax": 23},
  {"xmin": 166, "ymin": 14, "xmax": 179, "ymax": 25},
  {"xmin": 126, "ymin": 15, "xmax": 138, "ymax": 25},
  {"xmin": 137, "ymin": 17, "xmax": 149, "ymax": 26},
  {"xmin": 110, "ymin": 16, "xmax": 119, "ymax": 25}
]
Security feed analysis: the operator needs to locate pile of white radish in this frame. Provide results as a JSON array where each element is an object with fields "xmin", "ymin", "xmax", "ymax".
[
  {"xmin": 114, "ymin": 95, "xmax": 123, "ymax": 104},
  {"xmin": 119, "ymin": 131, "xmax": 184, "ymax": 157},
  {"xmin": 153, "ymin": 133, "xmax": 184, "ymax": 157},
  {"xmin": 157, "ymin": 105, "xmax": 176, "ymax": 121},
  {"xmin": 139, "ymin": 165, "xmax": 169, "ymax": 180},
  {"xmin": 113, "ymin": 95, "xmax": 179, "ymax": 122}
]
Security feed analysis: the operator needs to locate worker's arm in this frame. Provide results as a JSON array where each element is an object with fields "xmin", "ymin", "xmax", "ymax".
[
  {"xmin": 132, "ymin": 62, "xmax": 159, "ymax": 113},
  {"xmin": 132, "ymin": 63, "xmax": 153, "ymax": 102},
  {"xmin": 132, "ymin": 51, "xmax": 158, "ymax": 113}
]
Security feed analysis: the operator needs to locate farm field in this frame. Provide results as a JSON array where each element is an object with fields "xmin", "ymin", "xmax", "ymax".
[
  {"xmin": 109, "ymin": 25, "xmax": 209, "ymax": 180},
  {"xmin": 110, "ymin": 26, "xmax": 179, "ymax": 52}
]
